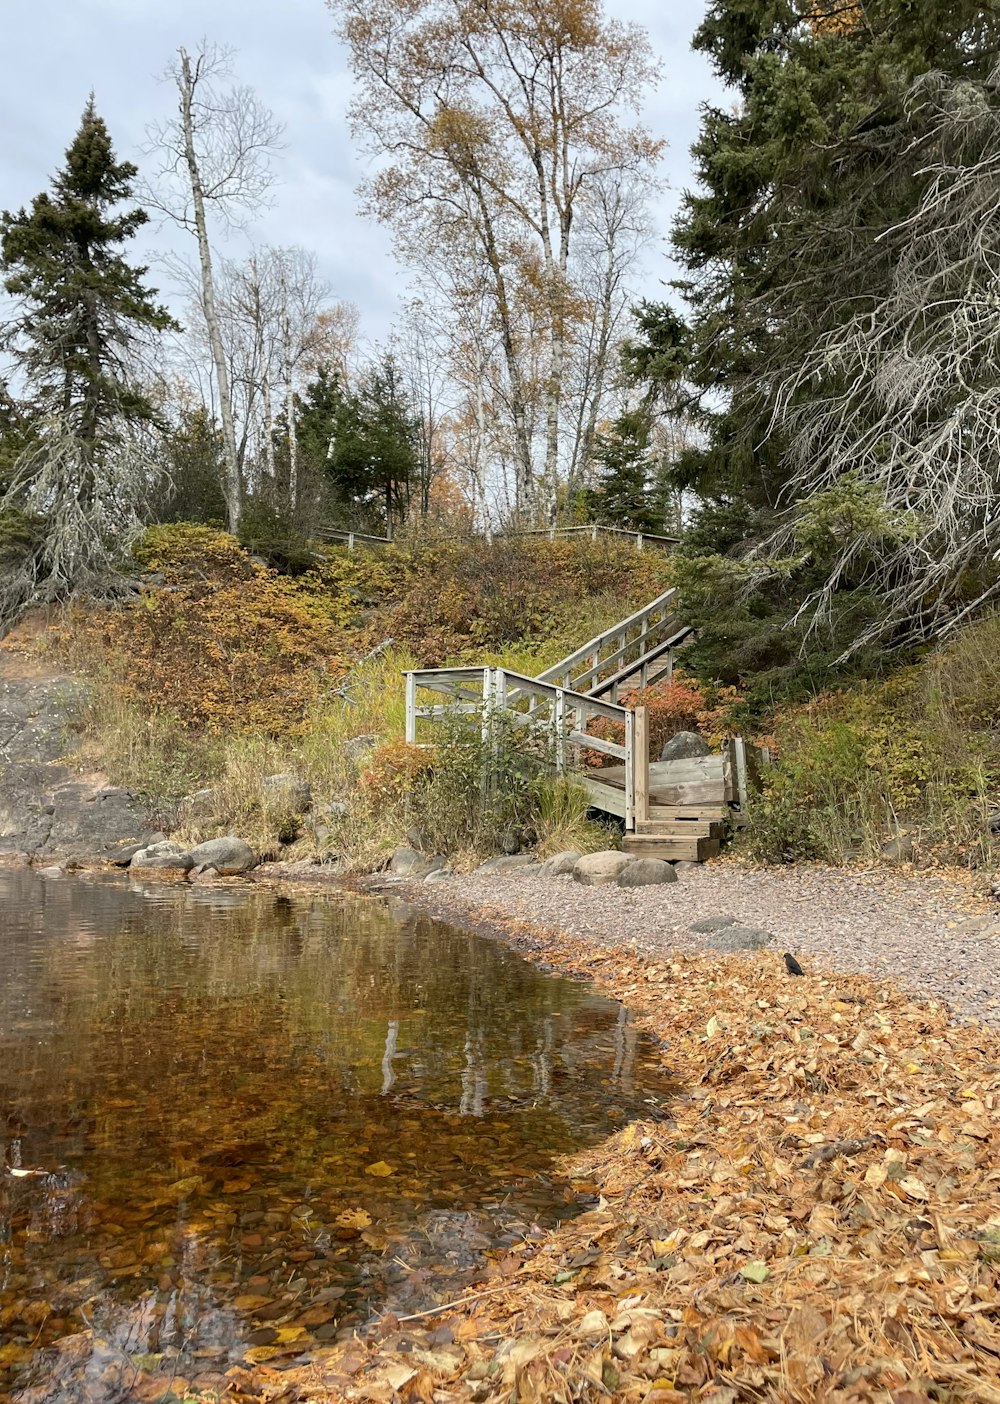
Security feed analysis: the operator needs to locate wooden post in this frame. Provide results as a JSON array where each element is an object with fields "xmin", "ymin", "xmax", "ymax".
[
  {"xmin": 549, "ymin": 525, "xmax": 556, "ymax": 541},
  {"xmin": 624, "ymin": 708, "xmax": 635, "ymax": 831},
  {"xmin": 481, "ymin": 668, "xmax": 494, "ymax": 744},
  {"xmin": 591, "ymin": 523, "xmax": 598, "ymax": 541},
  {"xmin": 347, "ymin": 532, "xmax": 355, "ymax": 552},
  {"xmin": 405, "ymin": 672, "xmax": 417, "ymax": 744},
  {"xmin": 733, "ymin": 736, "xmax": 749, "ymax": 814},
  {"xmin": 555, "ymin": 688, "xmax": 566, "ymax": 773},
  {"xmin": 636, "ymin": 533, "xmax": 644, "ymax": 551},
  {"xmin": 633, "ymin": 704, "xmax": 649, "ymax": 825}
]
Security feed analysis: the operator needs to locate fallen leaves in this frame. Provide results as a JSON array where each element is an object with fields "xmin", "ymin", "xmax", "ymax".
[{"xmin": 278, "ymin": 914, "xmax": 1000, "ymax": 1403}]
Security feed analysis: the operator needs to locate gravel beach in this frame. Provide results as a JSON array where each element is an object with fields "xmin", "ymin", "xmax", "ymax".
[{"xmin": 390, "ymin": 861, "xmax": 1000, "ymax": 1025}]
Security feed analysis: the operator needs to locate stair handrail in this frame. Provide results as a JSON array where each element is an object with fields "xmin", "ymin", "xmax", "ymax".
[{"xmin": 536, "ymin": 586, "xmax": 680, "ymax": 692}]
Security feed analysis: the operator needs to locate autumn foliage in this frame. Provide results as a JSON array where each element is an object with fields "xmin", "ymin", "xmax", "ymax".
[
  {"xmin": 89, "ymin": 525, "xmax": 346, "ymax": 735},
  {"xmin": 358, "ymin": 740, "xmax": 434, "ymax": 803}
]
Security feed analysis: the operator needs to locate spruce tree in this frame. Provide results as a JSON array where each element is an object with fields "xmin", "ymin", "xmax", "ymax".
[{"xmin": 0, "ymin": 98, "xmax": 176, "ymax": 622}]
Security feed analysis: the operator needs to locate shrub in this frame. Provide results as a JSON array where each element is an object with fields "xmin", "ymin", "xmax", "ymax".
[
  {"xmin": 359, "ymin": 740, "xmax": 435, "ymax": 804},
  {"xmin": 84, "ymin": 524, "xmax": 347, "ymax": 736}
]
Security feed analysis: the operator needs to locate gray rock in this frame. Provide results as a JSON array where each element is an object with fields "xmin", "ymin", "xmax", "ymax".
[
  {"xmin": 539, "ymin": 850, "xmax": 583, "ymax": 877},
  {"xmin": 475, "ymin": 854, "xmax": 538, "ymax": 874},
  {"xmin": 343, "ymin": 735, "xmax": 378, "ymax": 764},
  {"xmin": 690, "ymin": 914, "xmax": 738, "ymax": 933},
  {"xmin": 185, "ymin": 788, "xmax": 220, "ymax": 815},
  {"xmin": 190, "ymin": 866, "xmax": 221, "ymax": 885},
  {"xmin": 703, "ymin": 925, "xmax": 775, "ymax": 952},
  {"xmin": 37, "ymin": 864, "xmax": 66, "ymax": 878},
  {"xmin": 674, "ymin": 861, "xmax": 699, "ymax": 875},
  {"xmin": 618, "ymin": 858, "xmax": 677, "ymax": 887},
  {"xmin": 424, "ymin": 867, "xmax": 452, "ymax": 883},
  {"xmin": 262, "ymin": 773, "xmax": 312, "ymax": 813},
  {"xmin": 881, "ymin": 833, "xmax": 914, "ymax": 863},
  {"xmin": 988, "ymin": 811, "xmax": 1000, "ymax": 835},
  {"xmin": 500, "ymin": 831, "xmax": 521, "ymax": 855},
  {"xmin": 130, "ymin": 841, "xmax": 194, "ymax": 872},
  {"xmin": 390, "ymin": 846, "xmax": 427, "ymax": 876},
  {"xmin": 573, "ymin": 851, "xmax": 634, "ymax": 886},
  {"xmin": 186, "ymin": 836, "xmax": 257, "ymax": 874},
  {"xmin": 108, "ymin": 842, "xmax": 148, "ymax": 867},
  {"xmin": 660, "ymin": 730, "xmax": 711, "ymax": 763}
]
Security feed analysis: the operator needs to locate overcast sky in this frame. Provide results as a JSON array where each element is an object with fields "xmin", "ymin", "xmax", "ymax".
[{"xmin": 0, "ymin": 0, "xmax": 726, "ymax": 349}]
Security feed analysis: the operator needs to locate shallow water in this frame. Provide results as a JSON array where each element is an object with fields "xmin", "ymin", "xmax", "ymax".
[{"xmin": 0, "ymin": 869, "xmax": 674, "ymax": 1400}]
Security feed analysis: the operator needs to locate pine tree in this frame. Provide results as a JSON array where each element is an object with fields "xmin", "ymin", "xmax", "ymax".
[
  {"xmin": 0, "ymin": 99, "xmax": 176, "ymax": 622},
  {"xmin": 588, "ymin": 410, "xmax": 664, "ymax": 534},
  {"xmin": 628, "ymin": 1, "xmax": 1000, "ymax": 693}
]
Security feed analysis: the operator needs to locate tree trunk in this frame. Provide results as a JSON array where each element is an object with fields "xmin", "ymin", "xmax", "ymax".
[{"xmin": 178, "ymin": 49, "xmax": 243, "ymax": 534}]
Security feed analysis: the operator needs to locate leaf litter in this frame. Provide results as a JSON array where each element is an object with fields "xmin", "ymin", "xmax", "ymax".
[{"xmin": 227, "ymin": 911, "xmax": 1000, "ymax": 1404}]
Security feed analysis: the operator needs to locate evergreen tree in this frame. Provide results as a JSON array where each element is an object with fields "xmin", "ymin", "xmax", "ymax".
[
  {"xmin": 289, "ymin": 358, "xmax": 419, "ymax": 535},
  {"xmin": 0, "ymin": 99, "xmax": 176, "ymax": 622},
  {"xmin": 587, "ymin": 409, "xmax": 665, "ymax": 534},
  {"xmin": 630, "ymin": 1, "xmax": 1000, "ymax": 695},
  {"xmin": 152, "ymin": 407, "xmax": 228, "ymax": 525}
]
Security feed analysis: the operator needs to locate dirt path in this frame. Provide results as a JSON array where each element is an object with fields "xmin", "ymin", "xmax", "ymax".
[
  {"xmin": 380, "ymin": 860, "xmax": 999, "ymax": 1025},
  {"xmin": 0, "ymin": 639, "xmax": 160, "ymax": 863}
]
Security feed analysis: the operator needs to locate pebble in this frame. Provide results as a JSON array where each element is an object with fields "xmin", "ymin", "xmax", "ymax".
[{"xmin": 407, "ymin": 864, "xmax": 1000, "ymax": 1025}]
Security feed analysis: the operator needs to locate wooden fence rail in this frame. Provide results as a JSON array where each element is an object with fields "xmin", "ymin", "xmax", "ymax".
[
  {"xmin": 404, "ymin": 666, "xmax": 651, "ymax": 830},
  {"xmin": 314, "ymin": 523, "xmax": 678, "ymax": 553}
]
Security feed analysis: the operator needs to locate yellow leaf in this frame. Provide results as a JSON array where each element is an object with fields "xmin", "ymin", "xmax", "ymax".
[
  {"xmin": 334, "ymin": 1207, "xmax": 373, "ymax": 1231},
  {"xmin": 706, "ymin": 1016, "xmax": 720, "ymax": 1038},
  {"xmin": 274, "ymin": 1326, "xmax": 306, "ymax": 1344},
  {"xmin": 864, "ymin": 1163, "xmax": 888, "ymax": 1189},
  {"xmin": 898, "ymin": 1176, "xmax": 929, "ymax": 1201},
  {"xmin": 244, "ymin": 1345, "xmax": 281, "ymax": 1364},
  {"xmin": 365, "ymin": 1160, "xmax": 395, "ymax": 1177}
]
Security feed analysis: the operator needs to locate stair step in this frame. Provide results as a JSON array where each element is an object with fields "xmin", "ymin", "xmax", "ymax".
[
  {"xmin": 648, "ymin": 804, "xmax": 732, "ymax": 821},
  {"xmin": 623, "ymin": 835, "xmax": 722, "ymax": 863},
  {"xmin": 635, "ymin": 819, "xmax": 726, "ymax": 839}
]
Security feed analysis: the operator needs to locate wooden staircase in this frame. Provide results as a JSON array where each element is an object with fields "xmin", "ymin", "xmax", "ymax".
[{"xmin": 404, "ymin": 582, "xmax": 759, "ymax": 863}]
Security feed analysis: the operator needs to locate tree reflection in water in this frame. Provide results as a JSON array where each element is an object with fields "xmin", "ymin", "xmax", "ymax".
[{"xmin": 0, "ymin": 870, "xmax": 675, "ymax": 1400}]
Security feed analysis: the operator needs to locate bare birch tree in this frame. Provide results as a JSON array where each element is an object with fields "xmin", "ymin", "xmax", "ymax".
[
  {"xmin": 329, "ymin": 0, "xmax": 661, "ymax": 520},
  {"xmin": 145, "ymin": 43, "xmax": 283, "ymax": 533}
]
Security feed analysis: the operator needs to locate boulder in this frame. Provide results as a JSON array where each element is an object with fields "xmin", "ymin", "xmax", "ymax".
[
  {"xmin": 390, "ymin": 846, "xmax": 427, "ymax": 876},
  {"xmin": 539, "ymin": 850, "xmax": 583, "ymax": 877},
  {"xmin": 881, "ymin": 833, "xmax": 914, "ymax": 863},
  {"xmin": 618, "ymin": 858, "xmax": 677, "ymax": 887},
  {"xmin": 690, "ymin": 914, "xmax": 738, "ymax": 933},
  {"xmin": 703, "ymin": 925, "xmax": 774, "ymax": 952},
  {"xmin": 475, "ymin": 854, "xmax": 538, "ymax": 874},
  {"xmin": 344, "ymin": 734, "xmax": 378, "ymax": 765},
  {"xmin": 660, "ymin": 730, "xmax": 711, "ymax": 763},
  {"xmin": 185, "ymin": 836, "xmax": 256, "ymax": 875},
  {"xmin": 573, "ymin": 851, "xmax": 634, "ymax": 886},
  {"xmin": 130, "ymin": 841, "xmax": 194, "ymax": 872},
  {"xmin": 108, "ymin": 842, "xmax": 148, "ymax": 867},
  {"xmin": 262, "ymin": 773, "xmax": 312, "ymax": 814},
  {"xmin": 190, "ymin": 866, "xmax": 221, "ymax": 884},
  {"xmin": 424, "ymin": 867, "xmax": 452, "ymax": 883}
]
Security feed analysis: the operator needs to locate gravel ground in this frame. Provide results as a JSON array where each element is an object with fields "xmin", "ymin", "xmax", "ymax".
[{"xmin": 389, "ymin": 862, "xmax": 1000, "ymax": 1025}]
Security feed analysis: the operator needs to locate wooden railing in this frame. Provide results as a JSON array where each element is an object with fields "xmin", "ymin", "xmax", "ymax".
[
  {"xmin": 313, "ymin": 524, "xmax": 678, "ymax": 553},
  {"xmin": 536, "ymin": 586, "xmax": 693, "ymax": 701},
  {"xmin": 404, "ymin": 665, "xmax": 650, "ymax": 830}
]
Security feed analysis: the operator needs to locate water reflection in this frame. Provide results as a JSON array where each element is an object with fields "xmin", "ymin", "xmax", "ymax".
[{"xmin": 0, "ymin": 869, "xmax": 674, "ymax": 1400}]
